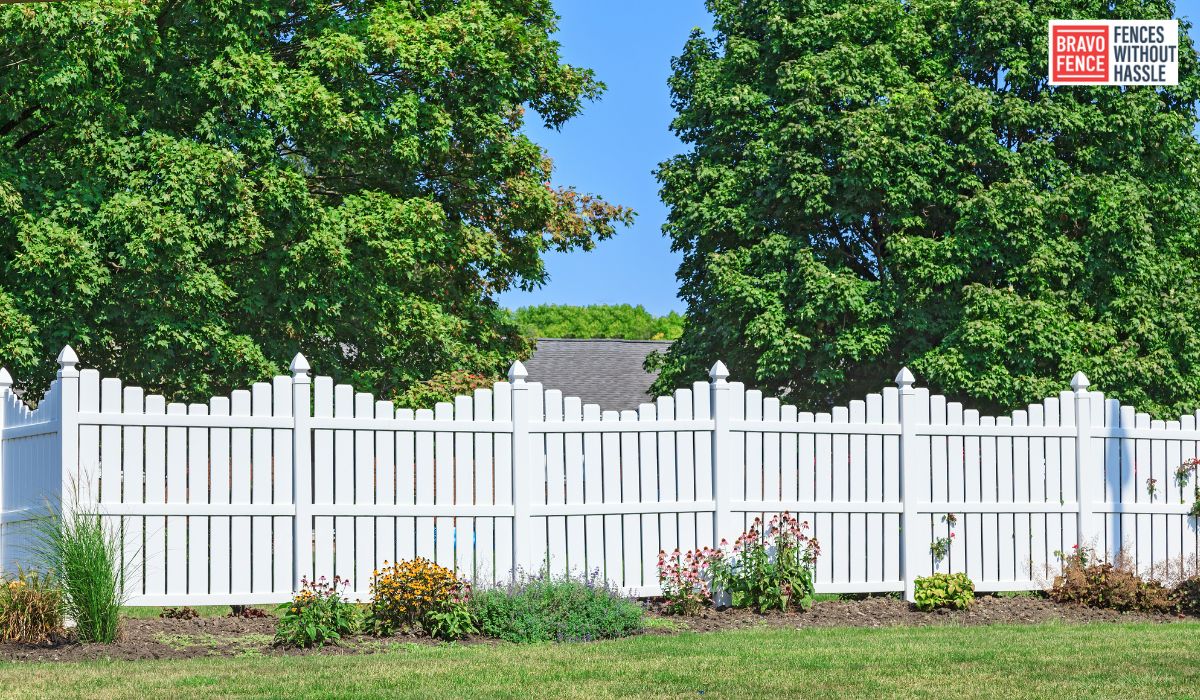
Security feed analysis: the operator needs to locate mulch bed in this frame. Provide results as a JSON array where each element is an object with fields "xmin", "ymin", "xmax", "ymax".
[
  {"xmin": 647, "ymin": 594, "xmax": 1192, "ymax": 633},
  {"xmin": 0, "ymin": 596, "xmax": 1192, "ymax": 662}
]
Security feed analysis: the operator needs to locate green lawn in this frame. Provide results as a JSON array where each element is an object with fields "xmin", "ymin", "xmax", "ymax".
[{"xmin": 1, "ymin": 622, "xmax": 1197, "ymax": 699}]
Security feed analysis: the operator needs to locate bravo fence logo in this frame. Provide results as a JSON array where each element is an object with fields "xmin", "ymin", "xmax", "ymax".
[{"xmin": 1049, "ymin": 20, "xmax": 1178, "ymax": 85}]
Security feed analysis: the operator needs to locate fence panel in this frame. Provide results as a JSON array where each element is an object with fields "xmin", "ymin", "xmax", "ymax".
[
  {"xmin": 0, "ymin": 370, "xmax": 60, "ymax": 573},
  {"xmin": 1095, "ymin": 397, "xmax": 1200, "ymax": 579},
  {"xmin": 9, "ymin": 347, "xmax": 1200, "ymax": 603},
  {"xmin": 528, "ymin": 382, "xmax": 716, "ymax": 596}
]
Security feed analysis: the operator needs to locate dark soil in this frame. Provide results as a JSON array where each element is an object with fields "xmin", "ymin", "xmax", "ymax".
[
  {"xmin": 646, "ymin": 594, "xmax": 1194, "ymax": 634},
  {"xmin": 0, "ymin": 596, "xmax": 1192, "ymax": 662},
  {"xmin": 0, "ymin": 615, "xmax": 492, "ymax": 663}
]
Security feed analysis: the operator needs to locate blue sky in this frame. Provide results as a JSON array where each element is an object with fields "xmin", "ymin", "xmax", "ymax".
[
  {"xmin": 497, "ymin": 0, "xmax": 1200, "ymax": 317},
  {"xmin": 496, "ymin": 1, "xmax": 711, "ymax": 316}
]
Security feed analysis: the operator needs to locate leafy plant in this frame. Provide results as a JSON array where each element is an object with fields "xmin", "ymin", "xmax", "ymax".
[
  {"xmin": 913, "ymin": 573, "xmax": 974, "ymax": 612},
  {"xmin": 1175, "ymin": 458, "xmax": 1199, "ymax": 491},
  {"xmin": 1173, "ymin": 576, "xmax": 1200, "ymax": 615},
  {"xmin": 656, "ymin": 547, "xmax": 713, "ymax": 615},
  {"xmin": 1146, "ymin": 478, "xmax": 1159, "ymax": 499},
  {"xmin": 160, "ymin": 606, "xmax": 199, "ymax": 620},
  {"xmin": 32, "ymin": 490, "xmax": 127, "ymax": 643},
  {"xmin": 470, "ymin": 570, "xmax": 643, "ymax": 643},
  {"xmin": 929, "ymin": 513, "xmax": 958, "ymax": 564},
  {"xmin": 929, "ymin": 536, "xmax": 952, "ymax": 563},
  {"xmin": 1048, "ymin": 546, "xmax": 1173, "ymax": 613},
  {"xmin": 229, "ymin": 606, "xmax": 269, "ymax": 619},
  {"xmin": 368, "ymin": 558, "xmax": 469, "ymax": 636},
  {"xmin": 706, "ymin": 512, "xmax": 820, "ymax": 613},
  {"xmin": 0, "ymin": 570, "xmax": 63, "ymax": 644},
  {"xmin": 423, "ymin": 599, "xmax": 477, "ymax": 641},
  {"xmin": 274, "ymin": 576, "xmax": 360, "ymax": 648}
]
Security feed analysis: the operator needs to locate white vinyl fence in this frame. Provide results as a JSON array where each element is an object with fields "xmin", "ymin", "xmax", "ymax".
[{"xmin": 1, "ymin": 347, "xmax": 1198, "ymax": 605}]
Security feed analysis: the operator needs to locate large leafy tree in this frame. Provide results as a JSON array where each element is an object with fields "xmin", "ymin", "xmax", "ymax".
[
  {"xmin": 654, "ymin": 0, "xmax": 1200, "ymax": 416},
  {"xmin": 510, "ymin": 304, "xmax": 684, "ymax": 340},
  {"xmin": 0, "ymin": 0, "xmax": 631, "ymax": 402}
]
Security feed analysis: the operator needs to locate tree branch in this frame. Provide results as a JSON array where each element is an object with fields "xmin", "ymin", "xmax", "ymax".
[{"xmin": 13, "ymin": 122, "xmax": 54, "ymax": 150}]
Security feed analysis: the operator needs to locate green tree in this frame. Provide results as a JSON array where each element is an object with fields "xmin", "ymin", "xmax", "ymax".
[
  {"xmin": 653, "ymin": 0, "xmax": 1200, "ymax": 417},
  {"xmin": 0, "ymin": 0, "xmax": 632, "ymax": 402},
  {"xmin": 510, "ymin": 304, "xmax": 684, "ymax": 340}
]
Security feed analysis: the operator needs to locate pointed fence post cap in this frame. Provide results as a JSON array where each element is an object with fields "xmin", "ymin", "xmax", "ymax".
[
  {"xmin": 895, "ymin": 367, "xmax": 915, "ymax": 389},
  {"xmin": 57, "ymin": 345, "xmax": 79, "ymax": 368},
  {"xmin": 1070, "ymin": 371, "xmax": 1090, "ymax": 393},
  {"xmin": 709, "ymin": 360, "xmax": 730, "ymax": 383},
  {"xmin": 508, "ymin": 360, "xmax": 528, "ymax": 384},
  {"xmin": 289, "ymin": 353, "xmax": 311, "ymax": 376},
  {"xmin": 0, "ymin": 367, "xmax": 11, "ymax": 391}
]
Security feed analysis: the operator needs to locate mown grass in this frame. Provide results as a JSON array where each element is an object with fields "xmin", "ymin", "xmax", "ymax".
[{"xmin": 1, "ymin": 622, "xmax": 1198, "ymax": 699}]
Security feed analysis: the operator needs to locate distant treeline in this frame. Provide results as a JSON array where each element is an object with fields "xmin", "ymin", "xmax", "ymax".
[{"xmin": 509, "ymin": 304, "xmax": 683, "ymax": 341}]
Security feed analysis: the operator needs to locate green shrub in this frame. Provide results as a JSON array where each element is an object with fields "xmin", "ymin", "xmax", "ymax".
[
  {"xmin": 707, "ymin": 512, "xmax": 820, "ymax": 613},
  {"xmin": 1048, "ymin": 547, "xmax": 1173, "ymax": 613},
  {"xmin": 274, "ymin": 575, "xmax": 361, "ymax": 648},
  {"xmin": 424, "ymin": 598, "xmax": 477, "ymax": 641},
  {"xmin": 1174, "ymin": 576, "xmax": 1200, "ymax": 615},
  {"xmin": 368, "ymin": 557, "xmax": 469, "ymax": 637},
  {"xmin": 33, "ymin": 493, "xmax": 126, "ymax": 643},
  {"xmin": 913, "ymin": 573, "xmax": 975, "ymax": 611},
  {"xmin": 0, "ymin": 570, "xmax": 64, "ymax": 644},
  {"xmin": 470, "ymin": 571, "xmax": 643, "ymax": 643}
]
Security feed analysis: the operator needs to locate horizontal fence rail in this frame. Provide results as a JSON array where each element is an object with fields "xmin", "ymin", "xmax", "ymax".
[{"xmin": 2, "ymin": 351, "xmax": 1200, "ymax": 603}]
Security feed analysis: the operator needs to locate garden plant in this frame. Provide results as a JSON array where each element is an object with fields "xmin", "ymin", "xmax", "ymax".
[
  {"xmin": 274, "ymin": 575, "xmax": 360, "ymax": 648},
  {"xmin": 1048, "ymin": 546, "xmax": 1174, "ymax": 614},
  {"xmin": 913, "ymin": 573, "xmax": 975, "ymax": 612},
  {"xmin": 470, "ymin": 569, "xmax": 643, "ymax": 643},
  {"xmin": 33, "ymin": 490, "xmax": 127, "ymax": 643},
  {"xmin": 656, "ymin": 547, "xmax": 714, "ymax": 615},
  {"xmin": 0, "ymin": 569, "xmax": 63, "ymax": 644},
  {"xmin": 705, "ymin": 512, "xmax": 821, "ymax": 613},
  {"xmin": 368, "ymin": 558, "xmax": 474, "ymax": 640}
]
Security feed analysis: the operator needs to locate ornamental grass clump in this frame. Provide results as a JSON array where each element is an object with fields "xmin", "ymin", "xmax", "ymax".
[
  {"xmin": 470, "ymin": 569, "xmax": 643, "ymax": 643},
  {"xmin": 368, "ymin": 557, "xmax": 474, "ymax": 639},
  {"xmin": 0, "ymin": 570, "xmax": 64, "ymax": 644},
  {"xmin": 33, "ymin": 491, "xmax": 127, "ymax": 643},
  {"xmin": 707, "ymin": 512, "xmax": 821, "ymax": 613}
]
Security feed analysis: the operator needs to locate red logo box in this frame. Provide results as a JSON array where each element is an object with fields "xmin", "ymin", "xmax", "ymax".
[{"xmin": 1051, "ymin": 25, "xmax": 1109, "ymax": 83}]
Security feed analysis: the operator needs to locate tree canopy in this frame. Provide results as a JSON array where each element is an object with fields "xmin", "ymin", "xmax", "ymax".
[
  {"xmin": 0, "ymin": 0, "xmax": 632, "ymax": 403},
  {"xmin": 510, "ymin": 304, "xmax": 684, "ymax": 340},
  {"xmin": 653, "ymin": 0, "xmax": 1200, "ymax": 417}
]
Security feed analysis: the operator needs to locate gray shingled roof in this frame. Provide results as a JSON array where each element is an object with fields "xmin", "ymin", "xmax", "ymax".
[{"xmin": 523, "ymin": 338, "xmax": 673, "ymax": 411}]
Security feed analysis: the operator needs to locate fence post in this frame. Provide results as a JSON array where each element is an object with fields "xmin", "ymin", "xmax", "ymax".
[
  {"xmin": 896, "ymin": 367, "xmax": 921, "ymax": 602},
  {"xmin": 57, "ymin": 346, "xmax": 80, "ymax": 515},
  {"xmin": 709, "ymin": 361, "xmax": 735, "ymax": 550},
  {"xmin": 1071, "ymin": 372, "xmax": 1098, "ymax": 550},
  {"xmin": 290, "ymin": 353, "xmax": 312, "ymax": 593},
  {"xmin": 509, "ymin": 360, "xmax": 532, "ymax": 579}
]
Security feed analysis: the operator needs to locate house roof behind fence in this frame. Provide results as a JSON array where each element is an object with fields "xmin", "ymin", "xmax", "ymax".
[{"xmin": 523, "ymin": 338, "xmax": 673, "ymax": 411}]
